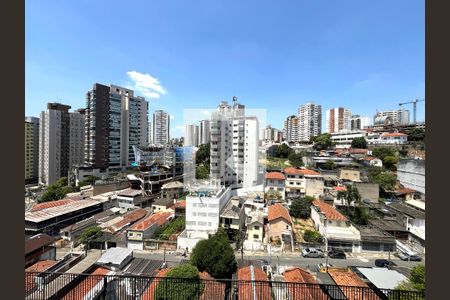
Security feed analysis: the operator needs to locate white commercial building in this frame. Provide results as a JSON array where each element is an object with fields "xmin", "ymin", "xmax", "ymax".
[
  {"xmin": 177, "ymin": 185, "xmax": 232, "ymax": 251},
  {"xmin": 39, "ymin": 103, "xmax": 84, "ymax": 186},
  {"xmin": 330, "ymin": 130, "xmax": 367, "ymax": 149},
  {"xmin": 153, "ymin": 110, "xmax": 170, "ymax": 145},
  {"xmin": 210, "ymin": 98, "xmax": 260, "ymax": 189},
  {"xmin": 298, "ymin": 102, "xmax": 322, "ymax": 141},
  {"xmin": 326, "ymin": 107, "xmax": 352, "ymax": 133}
]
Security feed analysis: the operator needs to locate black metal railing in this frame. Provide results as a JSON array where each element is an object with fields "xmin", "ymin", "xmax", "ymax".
[{"xmin": 25, "ymin": 271, "xmax": 425, "ymax": 300}]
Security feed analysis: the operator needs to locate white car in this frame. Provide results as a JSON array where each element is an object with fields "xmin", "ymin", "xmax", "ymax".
[{"xmin": 302, "ymin": 247, "xmax": 325, "ymax": 258}]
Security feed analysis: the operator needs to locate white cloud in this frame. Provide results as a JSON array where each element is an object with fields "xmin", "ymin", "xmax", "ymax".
[{"xmin": 126, "ymin": 70, "xmax": 167, "ymax": 99}]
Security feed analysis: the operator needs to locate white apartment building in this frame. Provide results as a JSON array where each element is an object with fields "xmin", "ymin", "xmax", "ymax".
[
  {"xmin": 138, "ymin": 98, "xmax": 149, "ymax": 148},
  {"xmin": 199, "ymin": 120, "xmax": 210, "ymax": 145},
  {"xmin": 264, "ymin": 125, "xmax": 282, "ymax": 143},
  {"xmin": 350, "ymin": 115, "xmax": 371, "ymax": 131},
  {"xmin": 39, "ymin": 103, "xmax": 85, "ymax": 186},
  {"xmin": 330, "ymin": 130, "xmax": 367, "ymax": 149},
  {"xmin": 184, "ymin": 124, "xmax": 199, "ymax": 147},
  {"xmin": 153, "ymin": 110, "xmax": 170, "ymax": 145},
  {"xmin": 298, "ymin": 102, "xmax": 322, "ymax": 141},
  {"xmin": 178, "ymin": 185, "xmax": 232, "ymax": 251},
  {"xmin": 283, "ymin": 115, "xmax": 299, "ymax": 142},
  {"xmin": 374, "ymin": 109, "xmax": 410, "ymax": 126},
  {"xmin": 326, "ymin": 107, "xmax": 352, "ymax": 133},
  {"xmin": 210, "ymin": 98, "xmax": 260, "ymax": 189}
]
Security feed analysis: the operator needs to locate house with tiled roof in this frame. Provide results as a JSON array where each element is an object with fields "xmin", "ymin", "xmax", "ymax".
[
  {"xmin": 379, "ymin": 132, "xmax": 408, "ymax": 145},
  {"xmin": 284, "ymin": 267, "xmax": 328, "ymax": 300},
  {"xmin": 238, "ymin": 266, "xmax": 271, "ymax": 300},
  {"xmin": 25, "ymin": 234, "xmax": 56, "ymax": 267},
  {"xmin": 265, "ymin": 172, "xmax": 286, "ymax": 200},
  {"xmin": 284, "ymin": 167, "xmax": 324, "ymax": 199},
  {"xmin": 61, "ymin": 267, "xmax": 114, "ymax": 300},
  {"xmin": 139, "ymin": 268, "xmax": 172, "ymax": 300},
  {"xmin": 126, "ymin": 211, "xmax": 173, "ymax": 250},
  {"xmin": 267, "ymin": 203, "xmax": 293, "ymax": 247},
  {"xmin": 328, "ymin": 268, "xmax": 380, "ymax": 300},
  {"xmin": 311, "ymin": 200, "xmax": 361, "ymax": 253}
]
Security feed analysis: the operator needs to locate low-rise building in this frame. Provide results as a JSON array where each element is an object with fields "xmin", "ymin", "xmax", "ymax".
[
  {"xmin": 151, "ymin": 198, "xmax": 175, "ymax": 213},
  {"xmin": 265, "ymin": 172, "xmax": 286, "ymax": 200},
  {"xmin": 96, "ymin": 247, "xmax": 133, "ymax": 271},
  {"xmin": 284, "ymin": 267, "xmax": 328, "ymax": 299},
  {"xmin": 126, "ymin": 212, "xmax": 173, "ymax": 250},
  {"xmin": 284, "ymin": 167, "xmax": 323, "ymax": 199},
  {"xmin": 161, "ymin": 181, "xmax": 184, "ymax": 199},
  {"xmin": 237, "ymin": 266, "xmax": 270, "ymax": 300},
  {"xmin": 311, "ymin": 200, "xmax": 361, "ymax": 253},
  {"xmin": 327, "ymin": 268, "xmax": 379, "ymax": 299},
  {"xmin": 378, "ymin": 132, "xmax": 408, "ymax": 145},
  {"xmin": 354, "ymin": 182, "xmax": 380, "ymax": 203},
  {"xmin": 338, "ymin": 168, "xmax": 361, "ymax": 182},
  {"xmin": 219, "ymin": 197, "xmax": 246, "ymax": 231},
  {"xmin": 117, "ymin": 188, "xmax": 144, "ymax": 210},
  {"xmin": 267, "ymin": 203, "xmax": 293, "ymax": 245},
  {"xmin": 360, "ymin": 157, "xmax": 383, "ymax": 168},
  {"xmin": 25, "ymin": 234, "xmax": 56, "ymax": 268}
]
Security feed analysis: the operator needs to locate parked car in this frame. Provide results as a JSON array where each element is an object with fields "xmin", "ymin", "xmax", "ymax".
[
  {"xmin": 302, "ymin": 247, "xmax": 325, "ymax": 258},
  {"xmin": 328, "ymin": 248, "xmax": 346, "ymax": 259},
  {"xmin": 374, "ymin": 259, "xmax": 396, "ymax": 268},
  {"xmin": 316, "ymin": 263, "xmax": 333, "ymax": 272},
  {"xmin": 398, "ymin": 252, "xmax": 422, "ymax": 261}
]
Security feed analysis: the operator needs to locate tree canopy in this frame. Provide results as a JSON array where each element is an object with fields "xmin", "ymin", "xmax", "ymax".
[
  {"xmin": 312, "ymin": 134, "xmax": 332, "ymax": 150},
  {"xmin": 289, "ymin": 196, "xmax": 315, "ymax": 219},
  {"xmin": 288, "ymin": 152, "xmax": 303, "ymax": 168},
  {"xmin": 368, "ymin": 168, "xmax": 397, "ymax": 191},
  {"xmin": 190, "ymin": 228, "xmax": 237, "ymax": 279},
  {"xmin": 406, "ymin": 128, "xmax": 425, "ymax": 142},
  {"xmin": 396, "ymin": 264, "xmax": 425, "ymax": 294},
  {"xmin": 155, "ymin": 264, "xmax": 204, "ymax": 300},
  {"xmin": 351, "ymin": 137, "xmax": 368, "ymax": 149},
  {"xmin": 303, "ymin": 229, "xmax": 323, "ymax": 243},
  {"xmin": 79, "ymin": 226, "xmax": 102, "ymax": 244},
  {"xmin": 275, "ymin": 144, "xmax": 294, "ymax": 158},
  {"xmin": 40, "ymin": 177, "xmax": 76, "ymax": 203},
  {"xmin": 195, "ymin": 164, "xmax": 210, "ymax": 179},
  {"xmin": 78, "ymin": 175, "xmax": 99, "ymax": 187},
  {"xmin": 195, "ymin": 143, "xmax": 210, "ymax": 165},
  {"xmin": 372, "ymin": 146, "xmax": 396, "ymax": 161},
  {"xmin": 383, "ymin": 155, "xmax": 398, "ymax": 170}
]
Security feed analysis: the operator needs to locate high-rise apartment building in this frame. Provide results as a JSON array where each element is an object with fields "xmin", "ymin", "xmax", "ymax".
[
  {"xmin": 199, "ymin": 120, "xmax": 210, "ymax": 145},
  {"xmin": 298, "ymin": 102, "xmax": 322, "ymax": 141},
  {"xmin": 153, "ymin": 110, "xmax": 170, "ymax": 145},
  {"xmin": 326, "ymin": 107, "xmax": 352, "ymax": 133},
  {"xmin": 374, "ymin": 109, "xmax": 410, "ymax": 126},
  {"xmin": 350, "ymin": 115, "xmax": 371, "ymax": 131},
  {"xmin": 84, "ymin": 83, "xmax": 149, "ymax": 169},
  {"xmin": 184, "ymin": 124, "xmax": 199, "ymax": 147},
  {"xmin": 283, "ymin": 115, "xmax": 299, "ymax": 143},
  {"xmin": 39, "ymin": 103, "xmax": 84, "ymax": 186},
  {"xmin": 210, "ymin": 98, "xmax": 259, "ymax": 189},
  {"xmin": 148, "ymin": 122, "xmax": 152, "ymax": 145},
  {"xmin": 25, "ymin": 117, "xmax": 39, "ymax": 182},
  {"xmin": 264, "ymin": 125, "xmax": 282, "ymax": 142}
]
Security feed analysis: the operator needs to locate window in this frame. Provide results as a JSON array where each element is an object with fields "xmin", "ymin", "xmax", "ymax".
[
  {"xmin": 253, "ymin": 234, "xmax": 259, "ymax": 239},
  {"xmin": 254, "ymin": 226, "xmax": 260, "ymax": 230}
]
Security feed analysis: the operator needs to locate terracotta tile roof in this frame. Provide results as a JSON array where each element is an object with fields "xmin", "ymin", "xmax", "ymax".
[
  {"xmin": 238, "ymin": 266, "xmax": 271, "ymax": 300},
  {"xmin": 284, "ymin": 268, "xmax": 327, "ymax": 300},
  {"xmin": 396, "ymin": 188, "xmax": 417, "ymax": 195},
  {"xmin": 140, "ymin": 268, "xmax": 171, "ymax": 300},
  {"xmin": 265, "ymin": 172, "xmax": 286, "ymax": 180},
  {"xmin": 312, "ymin": 200, "xmax": 348, "ymax": 221},
  {"xmin": 61, "ymin": 267, "xmax": 111, "ymax": 300},
  {"xmin": 31, "ymin": 199, "xmax": 76, "ymax": 212},
  {"xmin": 106, "ymin": 208, "xmax": 147, "ymax": 233},
  {"xmin": 284, "ymin": 167, "xmax": 321, "ymax": 176},
  {"xmin": 173, "ymin": 200, "xmax": 186, "ymax": 208},
  {"xmin": 328, "ymin": 269, "xmax": 380, "ymax": 300},
  {"xmin": 361, "ymin": 156, "xmax": 376, "ymax": 161},
  {"xmin": 268, "ymin": 203, "xmax": 292, "ymax": 224},
  {"xmin": 382, "ymin": 132, "xmax": 407, "ymax": 137},
  {"xmin": 26, "ymin": 260, "xmax": 58, "ymax": 273},
  {"xmin": 199, "ymin": 271, "xmax": 226, "ymax": 300},
  {"xmin": 334, "ymin": 186, "xmax": 347, "ymax": 192},
  {"xmin": 128, "ymin": 212, "xmax": 172, "ymax": 231},
  {"xmin": 25, "ymin": 234, "xmax": 55, "ymax": 255},
  {"xmin": 349, "ymin": 148, "xmax": 369, "ymax": 154}
]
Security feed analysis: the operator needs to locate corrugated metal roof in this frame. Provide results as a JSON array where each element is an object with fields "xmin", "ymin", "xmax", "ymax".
[
  {"xmin": 356, "ymin": 267, "xmax": 407, "ymax": 290},
  {"xmin": 97, "ymin": 247, "xmax": 133, "ymax": 266}
]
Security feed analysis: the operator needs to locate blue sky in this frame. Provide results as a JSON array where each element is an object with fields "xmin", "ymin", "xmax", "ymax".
[{"xmin": 26, "ymin": 0, "xmax": 424, "ymax": 138}]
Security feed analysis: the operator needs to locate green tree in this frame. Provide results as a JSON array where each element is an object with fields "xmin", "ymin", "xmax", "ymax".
[
  {"xmin": 79, "ymin": 226, "xmax": 102, "ymax": 245},
  {"xmin": 396, "ymin": 264, "xmax": 425, "ymax": 294},
  {"xmin": 323, "ymin": 160, "xmax": 336, "ymax": 170},
  {"xmin": 312, "ymin": 134, "xmax": 332, "ymax": 150},
  {"xmin": 195, "ymin": 164, "xmax": 210, "ymax": 179},
  {"xmin": 383, "ymin": 155, "xmax": 398, "ymax": 170},
  {"xmin": 190, "ymin": 228, "xmax": 237, "ymax": 279},
  {"xmin": 195, "ymin": 143, "xmax": 211, "ymax": 165},
  {"xmin": 78, "ymin": 176, "xmax": 99, "ymax": 187},
  {"xmin": 155, "ymin": 264, "xmax": 204, "ymax": 300},
  {"xmin": 351, "ymin": 137, "xmax": 368, "ymax": 149},
  {"xmin": 351, "ymin": 206, "xmax": 370, "ymax": 225},
  {"xmin": 371, "ymin": 171, "xmax": 397, "ymax": 192},
  {"xmin": 275, "ymin": 144, "xmax": 294, "ymax": 158},
  {"xmin": 40, "ymin": 177, "xmax": 75, "ymax": 203},
  {"xmin": 372, "ymin": 146, "xmax": 396, "ymax": 161},
  {"xmin": 288, "ymin": 152, "xmax": 303, "ymax": 168},
  {"xmin": 289, "ymin": 196, "xmax": 315, "ymax": 219},
  {"xmin": 303, "ymin": 230, "xmax": 323, "ymax": 243},
  {"xmin": 406, "ymin": 128, "xmax": 425, "ymax": 142}
]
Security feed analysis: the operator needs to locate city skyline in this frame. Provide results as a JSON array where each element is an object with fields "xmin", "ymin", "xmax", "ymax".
[{"xmin": 26, "ymin": 0, "xmax": 424, "ymax": 137}]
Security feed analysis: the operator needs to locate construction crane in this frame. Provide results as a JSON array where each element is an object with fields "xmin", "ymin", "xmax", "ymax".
[{"xmin": 399, "ymin": 99, "xmax": 425, "ymax": 124}]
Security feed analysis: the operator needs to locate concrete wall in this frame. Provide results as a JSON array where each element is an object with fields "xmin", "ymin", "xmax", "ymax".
[
  {"xmin": 355, "ymin": 182, "xmax": 379, "ymax": 203},
  {"xmin": 397, "ymin": 159, "xmax": 425, "ymax": 194},
  {"xmin": 305, "ymin": 178, "xmax": 325, "ymax": 198},
  {"xmin": 269, "ymin": 219, "xmax": 291, "ymax": 240}
]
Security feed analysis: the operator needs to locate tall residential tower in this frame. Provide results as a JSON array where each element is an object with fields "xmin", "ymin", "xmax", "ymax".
[
  {"xmin": 298, "ymin": 102, "xmax": 322, "ymax": 141},
  {"xmin": 153, "ymin": 110, "xmax": 170, "ymax": 145}
]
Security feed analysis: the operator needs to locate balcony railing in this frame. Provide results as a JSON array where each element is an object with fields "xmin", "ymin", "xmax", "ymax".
[{"xmin": 24, "ymin": 271, "xmax": 425, "ymax": 300}]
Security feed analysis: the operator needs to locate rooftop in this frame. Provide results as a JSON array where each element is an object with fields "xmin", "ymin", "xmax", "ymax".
[
  {"xmin": 220, "ymin": 198, "xmax": 242, "ymax": 219},
  {"xmin": 382, "ymin": 132, "xmax": 407, "ymax": 137},
  {"xmin": 405, "ymin": 199, "xmax": 425, "ymax": 211},
  {"xmin": 97, "ymin": 247, "xmax": 133, "ymax": 266},
  {"xmin": 106, "ymin": 208, "xmax": 148, "ymax": 233},
  {"xmin": 25, "ymin": 233, "xmax": 55, "ymax": 255},
  {"xmin": 284, "ymin": 268, "xmax": 328, "ymax": 300},
  {"xmin": 238, "ymin": 266, "xmax": 270, "ymax": 300},
  {"xmin": 127, "ymin": 212, "xmax": 172, "ymax": 231},
  {"xmin": 30, "ymin": 199, "xmax": 76, "ymax": 212},
  {"xmin": 265, "ymin": 172, "xmax": 286, "ymax": 180},
  {"xmin": 161, "ymin": 181, "xmax": 184, "ymax": 189},
  {"xmin": 388, "ymin": 202, "xmax": 425, "ymax": 219},
  {"xmin": 328, "ymin": 268, "xmax": 379, "ymax": 300},
  {"xmin": 25, "ymin": 260, "xmax": 58, "ymax": 272},
  {"xmin": 355, "ymin": 267, "xmax": 407, "ymax": 290},
  {"xmin": 117, "ymin": 188, "xmax": 142, "ymax": 197},
  {"xmin": 152, "ymin": 198, "xmax": 174, "ymax": 207},
  {"xmin": 284, "ymin": 167, "xmax": 321, "ymax": 176},
  {"xmin": 312, "ymin": 200, "xmax": 348, "ymax": 222},
  {"xmin": 268, "ymin": 203, "xmax": 292, "ymax": 224}
]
